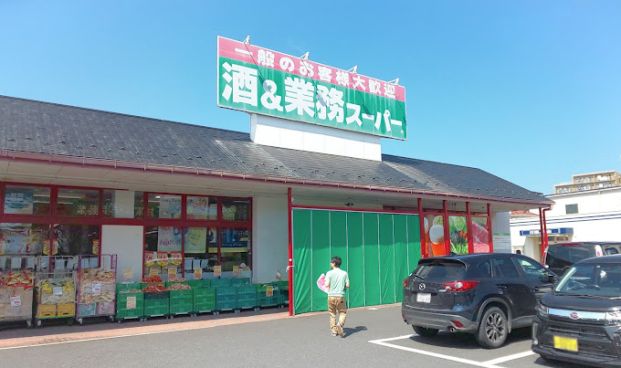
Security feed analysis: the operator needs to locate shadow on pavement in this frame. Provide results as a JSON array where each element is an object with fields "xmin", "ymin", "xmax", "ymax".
[
  {"xmin": 343, "ymin": 326, "xmax": 367, "ymax": 337},
  {"xmin": 409, "ymin": 327, "xmax": 532, "ymax": 349}
]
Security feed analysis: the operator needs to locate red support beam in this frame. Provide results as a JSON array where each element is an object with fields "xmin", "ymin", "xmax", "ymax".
[
  {"xmin": 539, "ymin": 208, "xmax": 545, "ymax": 261},
  {"xmin": 443, "ymin": 200, "xmax": 450, "ymax": 255},
  {"xmin": 287, "ymin": 187, "xmax": 294, "ymax": 316},
  {"xmin": 417, "ymin": 198, "xmax": 426, "ymax": 258},
  {"xmin": 486, "ymin": 203, "xmax": 494, "ymax": 252},
  {"xmin": 466, "ymin": 202, "xmax": 474, "ymax": 254},
  {"xmin": 542, "ymin": 208, "xmax": 550, "ymax": 261}
]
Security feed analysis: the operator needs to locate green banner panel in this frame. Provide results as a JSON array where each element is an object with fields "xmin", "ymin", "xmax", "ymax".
[
  {"xmin": 310, "ymin": 210, "xmax": 330, "ymax": 312},
  {"xmin": 363, "ymin": 213, "xmax": 381, "ymax": 306},
  {"xmin": 393, "ymin": 215, "xmax": 409, "ymax": 303},
  {"xmin": 406, "ymin": 215, "xmax": 422, "ymax": 274},
  {"xmin": 345, "ymin": 212, "xmax": 364, "ymax": 308},
  {"xmin": 292, "ymin": 209, "xmax": 312, "ymax": 314},
  {"xmin": 330, "ymin": 211, "xmax": 348, "ymax": 271},
  {"xmin": 379, "ymin": 214, "xmax": 396, "ymax": 304}
]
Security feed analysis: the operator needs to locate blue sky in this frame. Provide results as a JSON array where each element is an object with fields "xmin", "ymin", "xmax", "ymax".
[{"xmin": 1, "ymin": 0, "xmax": 620, "ymax": 194}]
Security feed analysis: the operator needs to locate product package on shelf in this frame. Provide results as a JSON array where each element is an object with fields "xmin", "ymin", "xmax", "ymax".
[
  {"xmin": 0, "ymin": 268, "xmax": 35, "ymax": 326},
  {"xmin": 75, "ymin": 255, "xmax": 117, "ymax": 323},
  {"xmin": 35, "ymin": 273, "xmax": 76, "ymax": 321}
]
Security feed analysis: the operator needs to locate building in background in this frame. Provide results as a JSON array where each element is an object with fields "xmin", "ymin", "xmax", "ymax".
[{"xmin": 511, "ymin": 171, "xmax": 621, "ymax": 261}]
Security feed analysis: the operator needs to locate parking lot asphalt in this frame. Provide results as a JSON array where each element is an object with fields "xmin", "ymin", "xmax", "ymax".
[{"xmin": 0, "ymin": 305, "xmax": 582, "ymax": 368}]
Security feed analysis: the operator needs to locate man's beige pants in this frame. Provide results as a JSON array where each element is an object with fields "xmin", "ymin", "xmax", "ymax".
[{"xmin": 328, "ymin": 296, "xmax": 347, "ymax": 335}]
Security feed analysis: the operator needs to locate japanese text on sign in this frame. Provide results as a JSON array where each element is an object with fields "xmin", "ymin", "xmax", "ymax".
[{"xmin": 217, "ymin": 36, "xmax": 407, "ymax": 140}]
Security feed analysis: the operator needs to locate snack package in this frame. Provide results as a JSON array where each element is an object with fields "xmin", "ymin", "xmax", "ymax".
[{"xmin": 316, "ymin": 274, "xmax": 328, "ymax": 294}]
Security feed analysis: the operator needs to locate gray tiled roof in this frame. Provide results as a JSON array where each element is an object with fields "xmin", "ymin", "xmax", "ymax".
[{"xmin": 0, "ymin": 95, "xmax": 550, "ymax": 204}]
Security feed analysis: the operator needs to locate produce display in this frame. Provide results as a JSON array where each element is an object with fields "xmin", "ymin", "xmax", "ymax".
[
  {"xmin": 35, "ymin": 274, "xmax": 76, "ymax": 320},
  {"xmin": 76, "ymin": 267, "xmax": 116, "ymax": 321},
  {"xmin": 0, "ymin": 270, "xmax": 34, "ymax": 324}
]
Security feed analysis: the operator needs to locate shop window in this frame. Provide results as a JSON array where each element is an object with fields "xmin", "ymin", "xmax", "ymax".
[
  {"xmin": 424, "ymin": 214, "xmax": 446, "ymax": 257},
  {"xmin": 220, "ymin": 228, "xmax": 250, "ymax": 272},
  {"xmin": 472, "ymin": 216, "xmax": 490, "ymax": 253},
  {"xmin": 144, "ymin": 226, "xmax": 182, "ymax": 281},
  {"xmin": 52, "ymin": 224, "xmax": 100, "ymax": 256},
  {"xmin": 448, "ymin": 215, "xmax": 468, "ymax": 255},
  {"xmin": 103, "ymin": 190, "xmax": 144, "ymax": 218},
  {"xmin": 565, "ymin": 204, "xmax": 578, "ymax": 215},
  {"xmin": 221, "ymin": 199, "xmax": 250, "ymax": 221},
  {"xmin": 186, "ymin": 196, "xmax": 217, "ymax": 220},
  {"xmin": 0, "ymin": 223, "xmax": 49, "ymax": 255},
  {"xmin": 57, "ymin": 188, "xmax": 100, "ymax": 216},
  {"xmin": 3, "ymin": 185, "xmax": 51, "ymax": 215},
  {"xmin": 183, "ymin": 227, "xmax": 218, "ymax": 276},
  {"xmin": 147, "ymin": 194, "xmax": 181, "ymax": 219}
]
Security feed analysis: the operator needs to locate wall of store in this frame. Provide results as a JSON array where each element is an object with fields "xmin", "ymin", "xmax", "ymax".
[
  {"xmin": 101, "ymin": 225, "xmax": 143, "ymax": 282},
  {"xmin": 547, "ymin": 188, "xmax": 621, "ymax": 217},
  {"xmin": 492, "ymin": 211, "xmax": 512, "ymax": 253},
  {"xmin": 252, "ymin": 195, "xmax": 288, "ymax": 284}
]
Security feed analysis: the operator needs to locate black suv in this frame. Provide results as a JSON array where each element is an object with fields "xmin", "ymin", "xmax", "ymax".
[
  {"xmin": 402, "ymin": 253, "xmax": 556, "ymax": 348},
  {"xmin": 533, "ymin": 255, "xmax": 621, "ymax": 367},
  {"xmin": 545, "ymin": 242, "xmax": 621, "ymax": 276}
]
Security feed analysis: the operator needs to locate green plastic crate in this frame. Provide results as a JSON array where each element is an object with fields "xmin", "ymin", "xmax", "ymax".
[
  {"xmin": 188, "ymin": 279, "xmax": 210, "ymax": 289},
  {"xmin": 193, "ymin": 287, "xmax": 216, "ymax": 313},
  {"xmin": 210, "ymin": 278, "xmax": 232, "ymax": 288},
  {"xmin": 116, "ymin": 282, "xmax": 144, "ymax": 294},
  {"xmin": 231, "ymin": 278, "xmax": 251, "ymax": 287},
  {"xmin": 256, "ymin": 284, "xmax": 283, "ymax": 307},
  {"xmin": 237, "ymin": 285, "xmax": 258, "ymax": 309},
  {"xmin": 144, "ymin": 292, "xmax": 170, "ymax": 317},
  {"xmin": 216, "ymin": 287, "xmax": 237, "ymax": 311},
  {"xmin": 170, "ymin": 300, "xmax": 193, "ymax": 315},
  {"xmin": 116, "ymin": 292, "xmax": 144, "ymax": 320}
]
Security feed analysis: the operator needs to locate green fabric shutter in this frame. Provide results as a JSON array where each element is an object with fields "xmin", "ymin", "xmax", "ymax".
[{"xmin": 292, "ymin": 209, "xmax": 421, "ymax": 314}]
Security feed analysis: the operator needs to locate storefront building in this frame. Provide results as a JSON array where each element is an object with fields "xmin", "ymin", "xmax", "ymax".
[{"xmin": 0, "ymin": 37, "xmax": 552, "ymax": 315}]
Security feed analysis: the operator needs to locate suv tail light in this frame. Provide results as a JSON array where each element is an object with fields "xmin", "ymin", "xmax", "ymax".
[
  {"xmin": 403, "ymin": 278, "xmax": 410, "ymax": 289},
  {"xmin": 443, "ymin": 280, "xmax": 479, "ymax": 292}
]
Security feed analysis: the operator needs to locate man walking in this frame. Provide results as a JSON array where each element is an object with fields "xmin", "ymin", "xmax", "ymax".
[{"xmin": 324, "ymin": 256, "xmax": 349, "ymax": 337}]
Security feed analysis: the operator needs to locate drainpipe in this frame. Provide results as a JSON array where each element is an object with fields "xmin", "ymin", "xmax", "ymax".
[{"xmin": 287, "ymin": 187, "xmax": 294, "ymax": 316}]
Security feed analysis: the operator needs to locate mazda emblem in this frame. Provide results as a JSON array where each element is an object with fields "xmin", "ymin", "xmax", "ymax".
[
  {"xmin": 569, "ymin": 312, "xmax": 579, "ymax": 320},
  {"xmin": 419, "ymin": 283, "xmax": 426, "ymax": 291}
]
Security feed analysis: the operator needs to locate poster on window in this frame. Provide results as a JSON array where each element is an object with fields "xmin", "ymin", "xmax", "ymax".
[
  {"xmin": 185, "ymin": 228, "xmax": 207, "ymax": 254},
  {"xmin": 472, "ymin": 217, "xmax": 490, "ymax": 253},
  {"xmin": 449, "ymin": 216, "xmax": 469, "ymax": 255},
  {"xmin": 424, "ymin": 215, "xmax": 446, "ymax": 257},
  {"xmin": 0, "ymin": 223, "xmax": 31, "ymax": 255},
  {"xmin": 159, "ymin": 196, "xmax": 181, "ymax": 219},
  {"xmin": 187, "ymin": 197, "xmax": 209, "ymax": 220},
  {"xmin": 157, "ymin": 227, "xmax": 182, "ymax": 252},
  {"xmin": 4, "ymin": 188, "xmax": 34, "ymax": 215}
]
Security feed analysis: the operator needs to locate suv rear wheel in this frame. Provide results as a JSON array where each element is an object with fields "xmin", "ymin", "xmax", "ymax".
[
  {"xmin": 413, "ymin": 326, "xmax": 439, "ymax": 337},
  {"xmin": 476, "ymin": 306, "xmax": 508, "ymax": 348}
]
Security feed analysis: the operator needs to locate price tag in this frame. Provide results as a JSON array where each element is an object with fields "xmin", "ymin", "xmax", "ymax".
[
  {"xmin": 233, "ymin": 265, "xmax": 240, "ymax": 276},
  {"xmin": 92, "ymin": 283, "xmax": 102, "ymax": 295},
  {"xmin": 126, "ymin": 296, "xmax": 136, "ymax": 310},
  {"xmin": 10, "ymin": 296, "xmax": 22, "ymax": 307},
  {"xmin": 265, "ymin": 286, "xmax": 274, "ymax": 297},
  {"xmin": 167, "ymin": 267, "xmax": 177, "ymax": 281},
  {"xmin": 193, "ymin": 267, "xmax": 203, "ymax": 280},
  {"xmin": 213, "ymin": 265, "xmax": 222, "ymax": 277},
  {"xmin": 53, "ymin": 286, "xmax": 63, "ymax": 296}
]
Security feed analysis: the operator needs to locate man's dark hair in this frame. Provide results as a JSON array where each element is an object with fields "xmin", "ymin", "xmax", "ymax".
[{"xmin": 331, "ymin": 256, "xmax": 342, "ymax": 267}]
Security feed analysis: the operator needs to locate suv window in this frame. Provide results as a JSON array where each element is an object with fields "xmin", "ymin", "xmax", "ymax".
[
  {"xmin": 467, "ymin": 260, "xmax": 492, "ymax": 278},
  {"xmin": 515, "ymin": 257, "xmax": 547, "ymax": 280},
  {"xmin": 602, "ymin": 244, "xmax": 621, "ymax": 256},
  {"xmin": 415, "ymin": 261, "xmax": 466, "ymax": 281},
  {"xmin": 546, "ymin": 244, "xmax": 596, "ymax": 268},
  {"xmin": 492, "ymin": 257, "xmax": 520, "ymax": 278}
]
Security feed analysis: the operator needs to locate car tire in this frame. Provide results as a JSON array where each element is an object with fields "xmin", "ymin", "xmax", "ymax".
[
  {"xmin": 476, "ymin": 306, "xmax": 508, "ymax": 349},
  {"xmin": 413, "ymin": 326, "xmax": 439, "ymax": 337}
]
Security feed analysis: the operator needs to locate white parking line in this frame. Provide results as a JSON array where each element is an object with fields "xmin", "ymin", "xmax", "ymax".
[
  {"xmin": 369, "ymin": 334, "xmax": 535, "ymax": 368},
  {"xmin": 483, "ymin": 350, "xmax": 535, "ymax": 365}
]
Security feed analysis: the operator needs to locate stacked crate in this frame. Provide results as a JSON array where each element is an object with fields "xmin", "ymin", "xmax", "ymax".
[
  {"xmin": 190, "ymin": 280, "xmax": 216, "ymax": 314},
  {"xmin": 166, "ymin": 281, "xmax": 193, "ymax": 316},
  {"xmin": 236, "ymin": 285, "xmax": 257, "ymax": 310},
  {"xmin": 256, "ymin": 283, "xmax": 283, "ymax": 308},
  {"xmin": 116, "ymin": 282, "xmax": 144, "ymax": 321}
]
